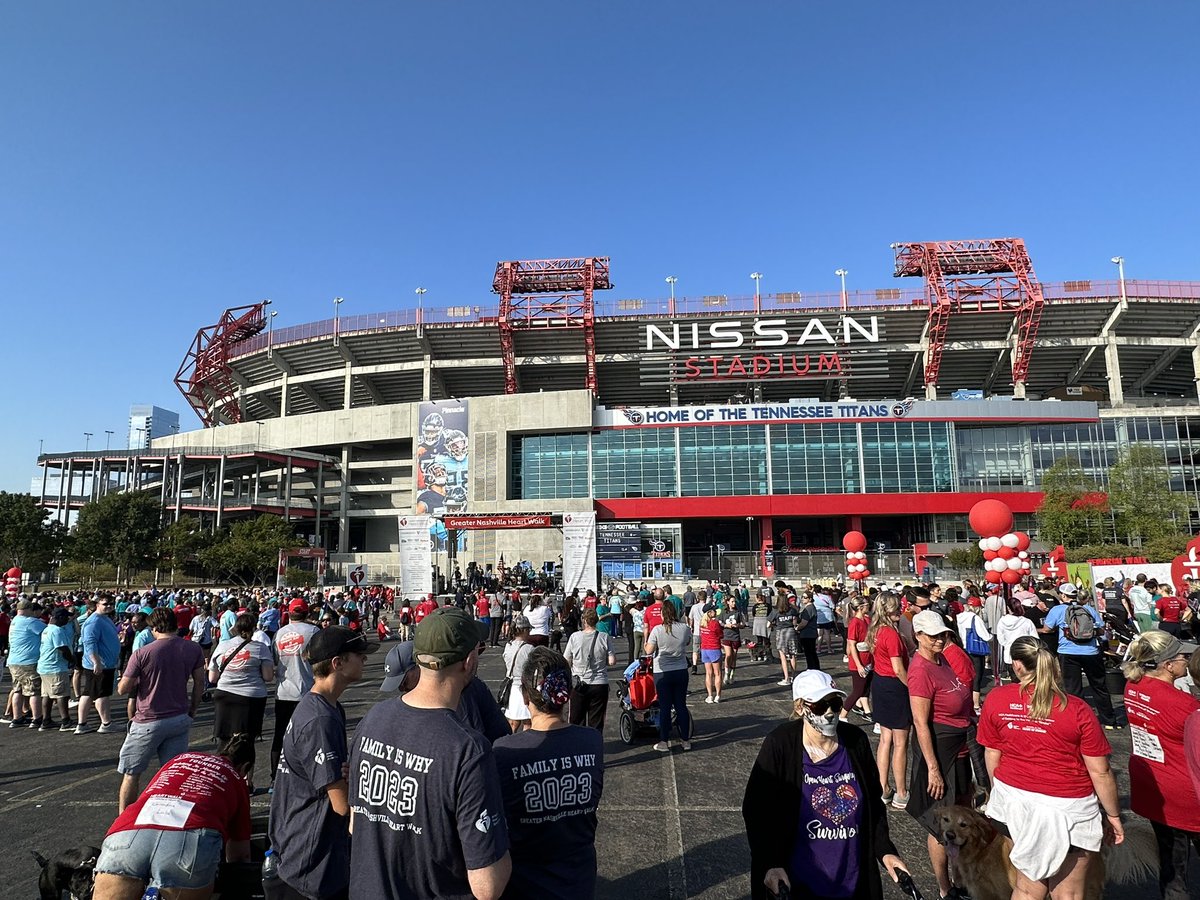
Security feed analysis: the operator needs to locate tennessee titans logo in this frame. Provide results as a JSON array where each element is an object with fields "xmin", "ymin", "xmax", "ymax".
[
  {"xmin": 891, "ymin": 399, "xmax": 916, "ymax": 418},
  {"xmin": 617, "ymin": 407, "xmax": 645, "ymax": 425}
]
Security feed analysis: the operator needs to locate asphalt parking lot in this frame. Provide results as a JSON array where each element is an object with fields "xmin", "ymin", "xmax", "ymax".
[{"xmin": 1, "ymin": 636, "xmax": 1185, "ymax": 899}]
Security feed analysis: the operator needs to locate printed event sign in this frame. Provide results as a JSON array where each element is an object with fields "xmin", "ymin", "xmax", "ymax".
[
  {"xmin": 397, "ymin": 515, "xmax": 433, "ymax": 599},
  {"xmin": 442, "ymin": 515, "xmax": 554, "ymax": 530},
  {"xmin": 562, "ymin": 511, "xmax": 598, "ymax": 595}
]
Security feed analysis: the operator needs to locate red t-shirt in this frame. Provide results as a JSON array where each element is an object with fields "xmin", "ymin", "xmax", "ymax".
[
  {"xmin": 475, "ymin": 598, "xmax": 490, "ymax": 619},
  {"xmin": 1185, "ymin": 710, "xmax": 1200, "ymax": 810},
  {"xmin": 173, "ymin": 605, "xmax": 195, "ymax": 636},
  {"xmin": 908, "ymin": 652, "xmax": 973, "ymax": 729},
  {"xmin": 700, "ymin": 618, "xmax": 722, "ymax": 651},
  {"xmin": 978, "ymin": 684, "xmax": 1111, "ymax": 798},
  {"xmin": 414, "ymin": 600, "xmax": 435, "ymax": 623},
  {"xmin": 871, "ymin": 626, "xmax": 908, "ymax": 679},
  {"xmin": 642, "ymin": 602, "xmax": 664, "ymax": 634},
  {"xmin": 1156, "ymin": 596, "xmax": 1186, "ymax": 623},
  {"xmin": 1124, "ymin": 676, "xmax": 1200, "ymax": 831},
  {"xmin": 583, "ymin": 596, "xmax": 599, "ymax": 610},
  {"xmin": 942, "ymin": 642, "xmax": 976, "ymax": 692},
  {"xmin": 108, "ymin": 752, "xmax": 251, "ymax": 841}
]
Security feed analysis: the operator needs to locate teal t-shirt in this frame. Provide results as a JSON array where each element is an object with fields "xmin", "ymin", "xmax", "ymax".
[{"xmin": 37, "ymin": 623, "xmax": 72, "ymax": 674}]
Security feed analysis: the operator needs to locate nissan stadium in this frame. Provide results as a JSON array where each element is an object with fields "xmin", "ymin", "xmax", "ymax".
[{"xmin": 35, "ymin": 239, "xmax": 1200, "ymax": 584}]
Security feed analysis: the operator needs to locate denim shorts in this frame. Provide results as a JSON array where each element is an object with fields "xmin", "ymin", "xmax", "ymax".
[
  {"xmin": 117, "ymin": 713, "xmax": 193, "ymax": 775},
  {"xmin": 96, "ymin": 827, "xmax": 223, "ymax": 889}
]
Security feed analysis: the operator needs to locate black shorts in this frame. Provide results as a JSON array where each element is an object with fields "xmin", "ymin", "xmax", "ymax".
[
  {"xmin": 80, "ymin": 668, "xmax": 116, "ymax": 699},
  {"xmin": 870, "ymin": 674, "xmax": 912, "ymax": 730}
]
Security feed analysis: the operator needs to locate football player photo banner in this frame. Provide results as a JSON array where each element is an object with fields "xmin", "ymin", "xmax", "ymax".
[
  {"xmin": 414, "ymin": 400, "xmax": 470, "ymax": 517},
  {"xmin": 398, "ymin": 515, "xmax": 434, "ymax": 598}
]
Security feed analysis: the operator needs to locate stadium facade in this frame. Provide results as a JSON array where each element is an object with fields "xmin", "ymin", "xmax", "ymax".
[{"xmin": 36, "ymin": 242, "xmax": 1200, "ymax": 582}]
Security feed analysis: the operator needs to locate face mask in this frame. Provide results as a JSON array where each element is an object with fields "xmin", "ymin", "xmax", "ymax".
[{"xmin": 804, "ymin": 710, "xmax": 839, "ymax": 737}]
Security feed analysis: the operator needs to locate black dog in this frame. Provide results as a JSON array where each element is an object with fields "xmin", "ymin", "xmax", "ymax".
[{"xmin": 32, "ymin": 846, "xmax": 99, "ymax": 900}]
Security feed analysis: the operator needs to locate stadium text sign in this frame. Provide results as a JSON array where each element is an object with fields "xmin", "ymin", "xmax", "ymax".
[
  {"xmin": 602, "ymin": 400, "xmax": 917, "ymax": 428},
  {"xmin": 645, "ymin": 315, "xmax": 883, "ymax": 382}
]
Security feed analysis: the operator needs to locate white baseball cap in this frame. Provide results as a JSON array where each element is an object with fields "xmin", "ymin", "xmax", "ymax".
[
  {"xmin": 792, "ymin": 670, "xmax": 847, "ymax": 703},
  {"xmin": 913, "ymin": 609, "xmax": 953, "ymax": 636}
]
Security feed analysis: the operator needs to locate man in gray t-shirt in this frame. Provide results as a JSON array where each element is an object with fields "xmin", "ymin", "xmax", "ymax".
[{"xmin": 270, "ymin": 599, "xmax": 320, "ymax": 777}]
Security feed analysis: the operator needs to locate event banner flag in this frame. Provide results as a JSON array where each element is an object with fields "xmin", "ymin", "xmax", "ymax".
[
  {"xmin": 398, "ymin": 515, "xmax": 433, "ymax": 599},
  {"xmin": 415, "ymin": 400, "xmax": 470, "ymax": 516},
  {"xmin": 562, "ymin": 511, "xmax": 598, "ymax": 595}
]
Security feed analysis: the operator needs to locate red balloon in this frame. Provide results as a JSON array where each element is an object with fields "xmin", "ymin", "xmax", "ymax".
[
  {"xmin": 969, "ymin": 499, "xmax": 1014, "ymax": 538},
  {"xmin": 861, "ymin": 569, "xmax": 871, "ymax": 579},
  {"xmin": 984, "ymin": 570, "xmax": 1002, "ymax": 584},
  {"xmin": 1014, "ymin": 531, "xmax": 1031, "ymax": 551},
  {"xmin": 982, "ymin": 549, "xmax": 997, "ymax": 561},
  {"xmin": 997, "ymin": 546, "xmax": 1016, "ymax": 560},
  {"xmin": 842, "ymin": 531, "xmax": 868, "ymax": 553},
  {"xmin": 1001, "ymin": 569, "xmax": 1023, "ymax": 585}
]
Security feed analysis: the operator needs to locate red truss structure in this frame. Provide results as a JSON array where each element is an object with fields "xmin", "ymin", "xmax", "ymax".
[
  {"xmin": 492, "ymin": 257, "xmax": 612, "ymax": 394},
  {"xmin": 175, "ymin": 302, "xmax": 269, "ymax": 426},
  {"xmin": 893, "ymin": 239, "xmax": 1045, "ymax": 392}
]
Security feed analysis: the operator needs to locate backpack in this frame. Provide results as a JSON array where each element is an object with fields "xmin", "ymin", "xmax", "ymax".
[{"xmin": 1063, "ymin": 603, "xmax": 1097, "ymax": 644}]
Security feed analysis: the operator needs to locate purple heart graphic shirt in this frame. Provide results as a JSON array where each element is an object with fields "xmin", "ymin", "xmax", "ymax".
[{"xmin": 789, "ymin": 744, "xmax": 862, "ymax": 898}]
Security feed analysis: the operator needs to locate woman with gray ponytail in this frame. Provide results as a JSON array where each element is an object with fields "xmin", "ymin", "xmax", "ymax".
[
  {"xmin": 1120, "ymin": 631, "xmax": 1200, "ymax": 900},
  {"xmin": 978, "ymin": 636, "xmax": 1123, "ymax": 900},
  {"xmin": 492, "ymin": 648, "xmax": 605, "ymax": 900}
]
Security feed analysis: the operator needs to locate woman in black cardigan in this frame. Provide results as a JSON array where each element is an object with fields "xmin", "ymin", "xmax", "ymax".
[{"xmin": 742, "ymin": 671, "xmax": 910, "ymax": 900}]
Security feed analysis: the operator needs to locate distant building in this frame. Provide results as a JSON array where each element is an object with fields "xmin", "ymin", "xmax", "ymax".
[{"xmin": 128, "ymin": 405, "xmax": 179, "ymax": 450}]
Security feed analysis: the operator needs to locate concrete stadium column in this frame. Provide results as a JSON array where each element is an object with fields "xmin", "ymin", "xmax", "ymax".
[
  {"xmin": 281, "ymin": 372, "xmax": 290, "ymax": 417},
  {"xmin": 423, "ymin": 353, "xmax": 432, "ymax": 401},
  {"xmin": 175, "ymin": 454, "xmax": 185, "ymax": 522},
  {"xmin": 215, "ymin": 455, "xmax": 226, "ymax": 528},
  {"xmin": 1104, "ymin": 337, "xmax": 1124, "ymax": 406},
  {"xmin": 315, "ymin": 463, "xmax": 324, "ymax": 547},
  {"xmin": 1193, "ymin": 345, "xmax": 1200, "ymax": 405},
  {"xmin": 344, "ymin": 361, "xmax": 353, "ymax": 409},
  {"xmin": 338, "ymin": 445, "xmax": 350, "ymax": 553},
  {"xmin": 925, "ymin": 382, "xmax": 937, "ymax": 400}
]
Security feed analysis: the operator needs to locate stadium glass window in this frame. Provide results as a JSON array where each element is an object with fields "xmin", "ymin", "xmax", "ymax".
[
  {"xmin": 510, "ymin": 433, "xmax": 589, "ymax": 500},
  {"xmin": 770, "ymin": 423, "xmax": 860, "ymax": 494},
  {"xmin": 860, "ymin": 422, "xmax": 953, "ymax": 493},
  {"xmin": 678, "ymin": 424, "xmax": 767, "ymax": 496},
  {"xmin": 592, "ymin": 428, "xmax": 678, "ymax": 498}
]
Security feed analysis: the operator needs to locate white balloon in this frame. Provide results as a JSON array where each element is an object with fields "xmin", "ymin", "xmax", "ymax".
[
  {"xmin": 855, "ymin": 563, "xmax": 866, "ymax": 572},
  {"xmin": 857, "ymin": 551, "xmax": 867, "ymax": 560},
  {"xmin": 1000, "ymin": 533, "xmax": 1019, "ymax": 549},
  {"xmin": 978, "ymin": 538, "xmax": 989, "ymax": 551},
  {"xmin": 1017, "ymin": 551, "xmax": 1029, "ymax": 560},
  {"xmin": 986, "ymin": 536, "xmax": 1003, "ymax": 552},
  {"xmin": 1007, "ymin": 558, "xmax": 1023, "ymax": 571},
  {"xmin": 846, "ymin": 552, "xmax": 856, "ymax": 560},
  {"xmin": 985, "ymin": 559, "xmax": 1001, "ymax": 572}
]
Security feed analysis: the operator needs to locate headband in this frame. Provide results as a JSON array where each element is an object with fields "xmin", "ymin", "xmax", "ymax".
[{"xmin": 536, "ymin": 668, "xmax": 571, "ymax": 708}]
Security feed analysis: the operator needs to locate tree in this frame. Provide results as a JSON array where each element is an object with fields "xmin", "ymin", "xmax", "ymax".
[
  {"xmin": 200, "ymin": 515, "xmax": 303, "ymax": 586},
  {"xmin": 0, "ymin": 491, "xmax": 66, "ymax": 573},
  {"xmin": 1107, "ymin": 444, "xmax": 1192, "ymax": 544},
  {"xmin": 159, "ymin": 518, "xmax": 213, "ymax": 581},
  {"xmin": 1036, "ymin": 455, "xmax": 1110, "ymax": 548},
  {"xmin": 71, "ymin": 492, "xmax": 164, "ymax": 583},
  {"xmin": 945, "ymin": 545, "xmax": 984, "ymax": 572}
]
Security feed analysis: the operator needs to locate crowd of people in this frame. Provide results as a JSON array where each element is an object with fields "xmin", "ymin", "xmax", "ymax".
[{"xmin": 2, "ymin": 566, "xmax": 1199, "ymax": 899}]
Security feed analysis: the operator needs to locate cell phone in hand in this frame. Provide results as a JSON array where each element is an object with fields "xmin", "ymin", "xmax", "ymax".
[{"xmin": 896, "ymin": 871, "xmax": 925, "ymax": 900}]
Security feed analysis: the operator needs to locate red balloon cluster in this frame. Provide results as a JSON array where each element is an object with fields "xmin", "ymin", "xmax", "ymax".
[
  {"xmin": 4, "ymin": 566, "xmax": 21, "ymax": 600},
  {"xmin": 842, "ymin": 531, "xmax": 871, "ymax": 581},
  {"xmin": 968, "ymin": 500, "xmax": 1030, "ymax": 585}
]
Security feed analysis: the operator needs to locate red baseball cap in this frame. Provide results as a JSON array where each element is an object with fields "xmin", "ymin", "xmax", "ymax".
[{"xmin": 288, "ymin": 599, "xmax": 310, "ymax": 615}]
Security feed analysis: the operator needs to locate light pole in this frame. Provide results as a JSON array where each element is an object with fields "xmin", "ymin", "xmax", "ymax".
[
  {"xmin": 836, "ymin": 268, "xmax": 849, "ymax": 311},
  {"xmin": 415, "ymin": 287, "xmax": 427, "ymax": 333},
  {"xmin": 269, "ymin": 310, "xmax": 278, "ymax": 351},
  {"xmin": 333, "ymin": 297, "xmax": 344, "ymax": 345},
  {"xmin": 665, "ymin": 275, "xmax": 677, "ymax": 314},
  {"xmin": 104, "ymin": 430, "xmax": 114, "ymax": 451},
  {"xmin": 83, "ymin": 432, "xmax": 92, "ymax": 451},
  {"xmin": 1111, "ymin": 256, "xmax": 1127, "ymax": 304},
  {"xmin": 750, "ymin": 272, "xmax": 763, "ymax": 312},
  {"xmin": 38, "ymin": 438, "xmax": 43, "ymax": 457}
]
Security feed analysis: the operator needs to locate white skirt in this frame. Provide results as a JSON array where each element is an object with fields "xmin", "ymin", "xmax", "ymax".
[
  {"xmin": 504, "ymin": 683, "xmax": 531, "ymax": 721},
  {"xmin": 986, "ymin": 777, "xmax": 1103, "ymax": 882}
]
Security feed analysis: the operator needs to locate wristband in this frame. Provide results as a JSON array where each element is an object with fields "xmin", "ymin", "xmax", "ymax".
[{"xmin": 1104, "ymin": 812, "xmax": 1121, "ymax": 818}]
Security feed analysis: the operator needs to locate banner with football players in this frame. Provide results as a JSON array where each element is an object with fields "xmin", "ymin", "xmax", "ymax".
[{"xmin": 414, "ymin": 400, "xmax": 470, "ymax": 516}]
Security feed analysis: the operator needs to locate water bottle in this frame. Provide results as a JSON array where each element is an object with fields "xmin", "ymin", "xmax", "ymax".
[
  {"xmin": 262, "ymin": 848, "xmax": 280, "ymax": 885},
  {"xmin": 141, "ymin": 887, "xmax": 159, "ymax": 900}
]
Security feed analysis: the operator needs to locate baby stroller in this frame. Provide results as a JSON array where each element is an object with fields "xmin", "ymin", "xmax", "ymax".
[{"xmin": 616, "ymin": 657, "xmax": 695, "ymax": 745}]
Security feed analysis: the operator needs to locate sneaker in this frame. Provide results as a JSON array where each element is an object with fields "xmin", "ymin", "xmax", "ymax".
[
  {"xmin": 29, "ymin": 718, "xmax": 44, "ymax": 729},
  {"xmin": 873, "ymin": 723, "xmax": 881, "ymax": 735},
  {"xmin": 713, "ymin": 694, "xmax": 721, "ymax": 703},
  {"xmin": 97, "ymin": 721, "xmax": 121, "ymax": 734},
  {"xmin": 842, "ymin": 655, "xmax": 849, "ymax": 663},
  {"xmin": 39, "ymin": 720, "xmax": 55, "ymax": 732},
  {"xmin": 680, "ymin": 741, "xmax": 692, "ymax": 751},
  {"xmin": 9, "ymin": 716, "xmax": 31, "ymax": 728},
  {"xmin": 882, "ymin": 789, "xmax": 895, "ymax": 804},
  {"xmin": 60, "ymin": 721, "xmax": 73, "ymax": 732},
  {"xmin": 74, "ymin": 724, "xmax": 95, "ymax": 735},
  {"xmin": 704, "ymin": 696, "xmax": 714, "ymax": 704},
  {"xmin": 654, "ymin": 741, "xmax": 670, "ymax": 752},
  {"xmin": 777, "ymin": 678, "xmax": 790, "ymax": 686},
  {"xmin": 0, "ymin": 714, "xmax": 12, "ymax": 725},
  {"xmin": 892, "ymin": 793, "xmax": 910, "ymax": 810},
  {"xmin": 68, "ymin": 699, "xmax": 79, "ymax": 708}
]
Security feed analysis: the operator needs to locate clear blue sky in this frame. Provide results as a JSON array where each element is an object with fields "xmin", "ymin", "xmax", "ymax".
[{"xmin": 3, "ymin": 2, "xmax": 1199, "ymax": 491}]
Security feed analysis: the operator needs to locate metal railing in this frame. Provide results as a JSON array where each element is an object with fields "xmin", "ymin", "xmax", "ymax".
[{"xmin": 228, "ymin": 279, "xmax": 1200, "ymax": 360}]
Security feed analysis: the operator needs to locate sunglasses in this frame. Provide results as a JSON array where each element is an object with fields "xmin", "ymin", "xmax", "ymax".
[{"xmin": 806, "ymin": 695, "xmax": 844, "ymax": 716}]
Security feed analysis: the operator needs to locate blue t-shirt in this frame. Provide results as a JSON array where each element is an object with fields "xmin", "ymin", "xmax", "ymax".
[
  {"xmin": 790, "ymin": 744, "xmax": 862, "ymax": 898},
  {"xmin": 133, "ymin": 627, "xmax": 155, "ymax": 651},
  {"xmin": 82, "ymin": 614, "xmax": 122, "ymax": 669},
  {"xmin": 219, "ymin": 609, "xmax": 238, "ymax": 643},
  {"xmin": 259, "ymin": 608, "xmax": 281, "ymax": 633},
  {"xmin": 9, "ymin": 615, "xmax": 46, "ymax": 666},
  {"xmin": 1043, "ymin": 603, "xmax": 1103, "ymax": 656},
  {"xmin": 38, "ymin": 623, "xmax": 72, "ymax": 674}
]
